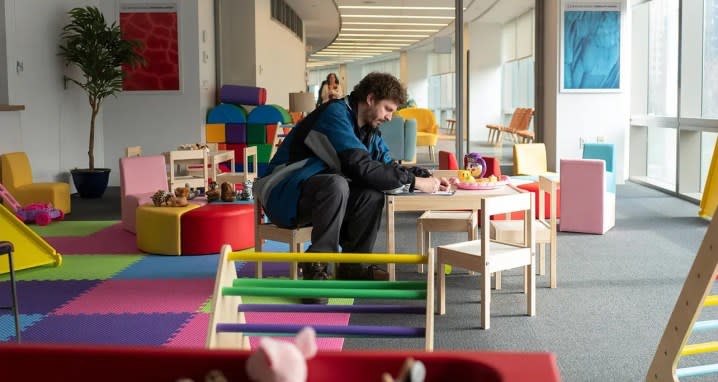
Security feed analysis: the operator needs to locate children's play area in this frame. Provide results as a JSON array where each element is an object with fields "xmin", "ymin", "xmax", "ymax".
[{"xmin": 2, "ymin": 1, "xmax": 718, "ymax": 381}]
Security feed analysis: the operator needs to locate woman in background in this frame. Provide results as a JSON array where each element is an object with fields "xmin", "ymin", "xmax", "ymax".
[{"xmin": 320, "ymin": 73, "xmax": 343, "ymax": 104}]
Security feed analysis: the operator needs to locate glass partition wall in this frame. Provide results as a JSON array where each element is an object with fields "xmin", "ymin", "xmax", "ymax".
[{"xmin": 630, "ymin": 0, "xmax": 718, "ymax": 202}]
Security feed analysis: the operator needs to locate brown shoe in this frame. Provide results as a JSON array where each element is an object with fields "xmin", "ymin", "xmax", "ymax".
[
  {"xmin": 299, "ymin": 263, "xmax": 328, "ymax": 304},
  {"xmin": 336, "ymin": 264, "xmax": 388, "ymax": 281}
]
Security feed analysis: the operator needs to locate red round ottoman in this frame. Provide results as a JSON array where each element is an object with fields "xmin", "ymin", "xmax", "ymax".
[{"xmin": 181, "ymin": 203, "xmax": 255, "ymax": 255}]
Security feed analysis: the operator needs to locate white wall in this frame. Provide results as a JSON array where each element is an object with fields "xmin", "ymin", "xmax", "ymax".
[
  {"xmin": 545, "ymin": 0, "xmax": 630, "ymax": 182},
  {"xmin": 1, "ymin": 0, "xmax": 212, "ymax": 187},
  {"xmin": 468, "ymin": 22, "xmax": 503, "ymax": 143},
  {"xmin": 198, "ymin": 0, "xmax": 216, "ymax": 142},
  {"xmin": 254, "ymin": 0, "xmax": 305, "ymax": 108},
  {"xmin": 3, "ymin": 0, "xmax": 95, "ymax": 184}
]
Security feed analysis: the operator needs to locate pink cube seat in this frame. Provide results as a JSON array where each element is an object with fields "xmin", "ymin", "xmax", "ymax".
[
  {"xmin": 559, "ymin": 159, "xmax": 615, "ymax": 234},
  {"xmin": 181, "ymin": 203, "xmax": 255, "ymax": 255},
  {"xmin": 120, "ymin": 155, "xmax": 169, "ymax": 233}
]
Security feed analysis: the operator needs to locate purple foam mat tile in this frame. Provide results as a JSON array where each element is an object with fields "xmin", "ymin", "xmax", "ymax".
[
  {"xmin": 113, "ymin": 255, "xmax": 220, "ymax": 280},
  {"xmin": 0, "ymin": 280, "xmax": 101, "ymax": 315},
  {"xmin": 237, "ymin": 261, "xmax": 295, "ymax": 278},
  {"xmin": 20, "ymin": 313, "xmax": 193, "ymax": 346},
  {"xmin": 45, "ymin": 223, "xmax": 141, "ymax": 254}
]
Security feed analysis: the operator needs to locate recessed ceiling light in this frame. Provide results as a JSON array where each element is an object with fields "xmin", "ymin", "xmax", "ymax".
[
  {"xmin": 341, "ymin": 15, "xmax": 454, "ymax": 19},
  {"xmin": 339, "ymin": 6, "xmax": 454, "ymax": 10}
]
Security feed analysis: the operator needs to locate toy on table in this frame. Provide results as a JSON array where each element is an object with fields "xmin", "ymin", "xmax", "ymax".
[
  {"xmin": 0, "ymin": 183, "xmax": 64, "ymax": 226},
  {"xmin": 382, "ymin": 358, "xmax": 426, "ymax": 382},
  {"xmin": 206, "ymin": 181, "xmax": 220, "ymax": 202},
  {"xmin": 239, "ymin": 179, "xmax": 254, "ymax": 201},
  {"xmin": 463, "ymin": 152, "xmax": 486, "ymax": 178},
  {"xmin": 173, "ymin": 186, "xmax": 190, "ymax": 207},
  {"xmin": 245, "ymin": 326, "xmax": 317, "ymax": 382},
  {"xmin": 220, "ymin": 182, "xmax": 236, "ymax": 202},
  {"xmin": 185, "ymin": 183, "xmax": 199, "ymax": 200}
]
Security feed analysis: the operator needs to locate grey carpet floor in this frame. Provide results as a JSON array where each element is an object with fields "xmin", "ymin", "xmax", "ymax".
[{"xmin": 345, "ymin": 182, "xmax": 713, "ymax": 382}]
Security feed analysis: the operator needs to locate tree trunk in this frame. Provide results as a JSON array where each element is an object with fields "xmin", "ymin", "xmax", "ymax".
[{"xmin": 89, "ymin": 98, "xmax": 99, "ymax": 170}]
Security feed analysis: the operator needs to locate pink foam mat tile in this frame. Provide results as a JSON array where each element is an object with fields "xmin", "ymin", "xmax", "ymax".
[
  {"xmin": 53, "ymin": 279, "xmax": 214, "ymax": 315},
  {"xmin": 165, "ymin": 312, "xmax": 209, "ymax": 348},
  {"xmin": 46, "ymin": 223, "xmax": 141, "ymax": 254},
  {"xmin": 245, "ymin": 312, "xmax": 349, "ymax": 350}
]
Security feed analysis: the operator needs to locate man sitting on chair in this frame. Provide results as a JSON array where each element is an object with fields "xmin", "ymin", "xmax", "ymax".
[{"xmin": 254, "ymin": 72, "xmax": 448, "ymax": 286}]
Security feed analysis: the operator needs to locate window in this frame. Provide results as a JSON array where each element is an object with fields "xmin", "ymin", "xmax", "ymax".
[
  {"xmin": 270, "ymin": 0, "xmax": 303, "ymax": 40},
  {"xmin": 648, "ymin": 0, "xmax": 679, "ymax": 117},
  {"xmin": 704, "ymin": 0, "xmax": 718, "ymax": 117},
  {"xmin": 502, "ymin": 56, "xmax": 534, "ymax": 114}
]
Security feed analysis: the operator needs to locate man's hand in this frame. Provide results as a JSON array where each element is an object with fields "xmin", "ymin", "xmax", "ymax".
[{"xmin": 414, "ymin": 176, "xmax": 451, "ymax": 193}]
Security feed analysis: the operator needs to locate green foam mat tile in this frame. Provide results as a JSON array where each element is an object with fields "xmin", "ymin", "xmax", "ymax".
[
  {"xmin": 199, "ymin": 298, "xmax": 213, "ymax": 313},
  {"xmin": 31, "ymin": 220, "xmax": 119, "ymax": 237},
  {"xmin": 0, "ymin": 255, "xmax": 144, "ymax": 281}
]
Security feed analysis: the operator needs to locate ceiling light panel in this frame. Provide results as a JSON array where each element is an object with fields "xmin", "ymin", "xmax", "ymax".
[{"xmin": 311, "ymin": 0, "xmax": 455, "ymax": 67}]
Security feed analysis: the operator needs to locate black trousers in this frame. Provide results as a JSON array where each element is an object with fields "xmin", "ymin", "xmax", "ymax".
[{"xmin": 296, "ymin": 174, "xmax": 384, "ymax": 253}]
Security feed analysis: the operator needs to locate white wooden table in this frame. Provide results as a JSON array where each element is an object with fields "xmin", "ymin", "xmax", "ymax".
[{"xmin": 384, "ymin": 170, "xmax": 523, "ymax": 280}]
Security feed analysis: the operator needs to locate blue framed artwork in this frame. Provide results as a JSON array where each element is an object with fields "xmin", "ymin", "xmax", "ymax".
[{"xmin": 561, "ymin": 2, "xmax": 621, "ymax": 92}]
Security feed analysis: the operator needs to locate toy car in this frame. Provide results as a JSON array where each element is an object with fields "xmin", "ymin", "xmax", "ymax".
[{"xmin": 15, "ymin": 203, "xmax": 64, "ymax": 226}]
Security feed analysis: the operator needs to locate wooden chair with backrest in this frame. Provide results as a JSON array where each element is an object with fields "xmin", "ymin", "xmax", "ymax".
[
  {"xmin": 254, "ymin": 197, "xmax": 310, "ymax": 280},
  {"xmin": 435, "ymin": 191, "xmax": 535, "ymax": 329},
  {"xmin": 125, "ymin": 146, "xmax": 142, "ymax": 157},
  {"xmin": 513, "ymin": 108, "xmax": 535, "ymax": 143},
  {"xmin": 490, "ymin": 175, "xmax": 559, "ymax": 288},
  {"xmin": 486, "ymin": 108, "xmax": 525, "ymax": 145},
  {"xmin": 498, "ymin": 108, "xmax": 534, "ymax": 144}
]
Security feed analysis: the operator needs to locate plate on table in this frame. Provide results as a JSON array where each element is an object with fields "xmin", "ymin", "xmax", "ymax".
[{"xmin": 454, "ymin": 175, "xmax": 510, "ymax": 190}]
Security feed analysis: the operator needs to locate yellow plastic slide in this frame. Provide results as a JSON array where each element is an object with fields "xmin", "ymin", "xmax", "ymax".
[
  {"xmin": 700, "ymin": 139, "xmax": 718, "ymax": 219},
  {"xmin": 0, "ymin": 204, "xmax": 61, "ymax": 274}
]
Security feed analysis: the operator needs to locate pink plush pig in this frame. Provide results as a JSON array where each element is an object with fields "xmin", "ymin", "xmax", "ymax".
[{"xmin": 245, "ymin": 327, "xmax": 318, "ymax": 382}]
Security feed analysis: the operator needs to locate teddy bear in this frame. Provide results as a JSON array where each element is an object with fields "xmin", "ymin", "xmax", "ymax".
[
  {"xmin": 220, "ymin": 181, "xmax": 236, "ymax": 202},
  {"xmin": 245, "ymin": 327, "xmax": 317, "ymax": 382},
  {"xmin": 206, "ymin": 181, "xmax": 220, "ymax": 202},
  {"xmin": 172, "ymin": 186, "xmax": 190, "ymax": 207}
]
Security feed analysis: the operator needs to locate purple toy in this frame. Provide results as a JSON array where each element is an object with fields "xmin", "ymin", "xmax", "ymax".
[
  {"xmin": 0, "ymin": 184, "xmax": 63, "ymax": 226},
  {"xmin": 14, "ymin": 203, "xmax": 64, "ymax": 226},
  {"xmin": 463, "ymin": 152, "xmax": 487, "ymax": 178}
]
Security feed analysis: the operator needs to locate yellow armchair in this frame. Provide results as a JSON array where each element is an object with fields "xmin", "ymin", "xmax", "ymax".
[
  {"xmin": 396, "ymin": 107, "xmax": 439, "ymax": 161},
  {"xmin": 0, "ymin": 152, "xmax": 71, "ymax": 213}
]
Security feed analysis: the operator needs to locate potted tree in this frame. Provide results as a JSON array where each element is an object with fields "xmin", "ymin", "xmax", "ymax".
[{"xmin": 59, "ymin": 6, "xmax": 144, "ymax": 198}]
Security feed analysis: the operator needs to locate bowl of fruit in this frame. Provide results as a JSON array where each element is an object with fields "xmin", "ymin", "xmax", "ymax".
[{"xmin": 453, "ymin": 170, "xmax": 510, "ymax": 190}]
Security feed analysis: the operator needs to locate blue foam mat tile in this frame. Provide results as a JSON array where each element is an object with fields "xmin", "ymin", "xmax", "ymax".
[
  {"xmin": 0, "ymin": 314, "xmax": 44, "ymax": 342},
  {"xmin": 19, "ymin": 313, "xmax": 192, "ymax": 346},
  {"xmin": 113, "ymin": 255, "xmax": 220, "ymax": 280},
  {"xmin": 0, "ymin": 280, "xmax": 101, "ymax": 315}
]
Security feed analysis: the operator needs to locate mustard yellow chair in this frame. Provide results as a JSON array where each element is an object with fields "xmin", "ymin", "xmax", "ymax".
[
  {"xmin": 396, "ymin": 108, "xmax": 439, "ymax": 161},
  {"xmin": 512, "ymin": 143, "xmax": 558, "ymax": 180},
  {"xmin": 0, "ymin": 152, "xmax": 71, "ymax": 213}
]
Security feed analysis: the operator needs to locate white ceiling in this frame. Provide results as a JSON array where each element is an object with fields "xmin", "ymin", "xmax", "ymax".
[{"xmin": 286, "ymin": 0, "xmax": 534, "ymax": 69}]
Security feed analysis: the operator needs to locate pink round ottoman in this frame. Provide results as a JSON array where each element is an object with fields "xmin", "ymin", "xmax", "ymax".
[{"xmin": 181, "ymin": 203, "xmax": 255, "ymax": 255}]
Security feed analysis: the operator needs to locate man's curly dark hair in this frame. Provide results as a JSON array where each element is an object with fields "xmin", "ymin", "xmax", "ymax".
[{"xmin": 352, "ymin": 72, "xmax": 407, "ymax": 106}]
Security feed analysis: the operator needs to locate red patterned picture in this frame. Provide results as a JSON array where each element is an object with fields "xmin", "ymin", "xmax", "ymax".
[{"xmin": 120, "ymin": 4, "xmax": 180, "ymax": 91}]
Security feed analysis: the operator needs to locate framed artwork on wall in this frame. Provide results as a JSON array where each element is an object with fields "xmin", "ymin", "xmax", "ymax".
[
  {"xmin": 119, "ymin": 3, "xmax": 181, "ymax": 92},
  {"xmin": 560, "ymin": 1, "xmax": 621, "ymax": 93}
]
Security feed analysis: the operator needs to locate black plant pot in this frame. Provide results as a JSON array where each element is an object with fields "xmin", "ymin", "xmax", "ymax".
[{"xmin": 71, "ymin": 168, "xmax": 111, "ymax": 198}]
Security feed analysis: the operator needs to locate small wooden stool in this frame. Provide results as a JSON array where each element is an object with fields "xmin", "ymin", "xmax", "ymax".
[
  {"xmin": 446, "ymin": 118, "xmax": 456, "ymax": 135},
  {"xmin": 0, "ymin": 241, "xmax": 20, "ymax": 342},
  {"xmin": 417, "ymin": 210, "xmax": 477, "ymax": 274}
]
